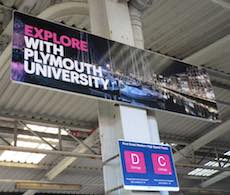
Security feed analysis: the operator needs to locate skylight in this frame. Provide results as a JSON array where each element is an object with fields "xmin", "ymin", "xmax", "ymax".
[
  {"xmin": 205, "ymin": 161, "xmax": 230, "ymax": 168},
  {"xmin": 17, "ymin": 134, "xmax": 59, "ymax": 143},
  {"xmin": 25, "ymin": 124, "xmax": 68, "ymax": 135},
  {"xmin": 188, "ymin": 151, "xmax": 230, "ymax": 177},
  {"xmin": 188, "ymin": 168, "xmax": 219, "ymax": 177},
  {"xmin": 0, "ymin": 140, "xmax": 53, "ymax": 164},
  {"xmin": 0, "ymin": 123, "xmax": 86, "ymax": 165},
  {"xmin": 0, "ymin": 124, "xmax": 63, "ymax": 164},
  {"xmin": 224, "ymin": 151, "xmax": 230, "ymax": 156}
]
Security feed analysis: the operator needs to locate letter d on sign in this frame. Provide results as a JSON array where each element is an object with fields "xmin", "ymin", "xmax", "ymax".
[
  {"xmin": 131, "ymin": 153, "xmax": 139, "ymax": 165},
  {"xmin": 124, "ymin": 151, "xmax": 146, "ymax": 173}
]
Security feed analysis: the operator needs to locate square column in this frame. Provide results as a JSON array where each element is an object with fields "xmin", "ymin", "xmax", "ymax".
[{"xmin": 89, "ymin": 1, "xmax": 165, "ymax": 194}]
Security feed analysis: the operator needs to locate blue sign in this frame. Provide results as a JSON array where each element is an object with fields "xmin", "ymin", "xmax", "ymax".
[{"xmin": 118, "ymin": 140, "xmax": 179, "ymax": 191}]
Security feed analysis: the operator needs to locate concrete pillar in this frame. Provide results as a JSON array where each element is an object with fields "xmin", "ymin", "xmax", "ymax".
[
  {"xmin": 129, "ymin": 5, "xmax": 144, "ymax": 49},
  {"xmin": 89, "ymin": 0, "xmax": 134, "ymax": 44},
  {"xmin": 89, "ymin": 1, "xmax": 164, "ymax": 195}
]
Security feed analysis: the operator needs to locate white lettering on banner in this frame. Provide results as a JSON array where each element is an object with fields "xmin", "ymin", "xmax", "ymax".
[
  {"xmin": 23, "ymin": 36, "xmax": 110, "ymax": 90},
  {"xmin": 131, "ymin": 153, "xmax": 140, "ymax": 165},
  {"xmin": 25, "ymin": 36, "xmax": 64, "ymax": 56},
  {"xmin": 24, "ymin": 36, "xmax": 40, "ymax": 50}
]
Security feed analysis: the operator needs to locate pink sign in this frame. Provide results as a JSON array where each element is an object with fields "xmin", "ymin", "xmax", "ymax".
[
  {"xmin": 152, "ymin": 154, "xmax": 172, "ymax": 175},
  {"xmin": 124, "ymin": 151, "xmax": 146, "ymax": 173}
]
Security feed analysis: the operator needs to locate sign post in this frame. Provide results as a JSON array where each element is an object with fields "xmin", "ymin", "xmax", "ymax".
[{"xmin": 118, "ymin": 140, "xmax": 179, "ymax": 191}]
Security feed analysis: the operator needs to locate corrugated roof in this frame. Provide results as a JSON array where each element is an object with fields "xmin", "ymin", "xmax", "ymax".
[
  {"xmin": 0, "ymin": 0, "xmax": 229, "ymax": 194},
  {"xmin": 143, "ymin": 0, "xmax": 230, "ymax": 59}
]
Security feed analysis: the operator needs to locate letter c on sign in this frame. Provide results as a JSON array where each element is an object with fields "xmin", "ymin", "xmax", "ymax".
[
  {"xmin": 158, "ymin": 156, "xmax": 166, "ymax": 167},
  {"xmin": 131, "ymin": 153, "xmax": 139, "ymax": 165}
]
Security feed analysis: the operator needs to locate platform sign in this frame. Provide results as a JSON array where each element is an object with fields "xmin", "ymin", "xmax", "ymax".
[
  {"xmin": 118, "ymin": 140, "xmax": 179, "ymax": 191},
  {"xmin": 11, "ymin": 11, "xmax": 219, "ymax": 121}
]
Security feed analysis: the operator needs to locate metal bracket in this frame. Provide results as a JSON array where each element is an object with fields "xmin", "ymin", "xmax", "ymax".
[
  {"xmin": 105, "ymin": 185, "xmax": 123, "ymax": 194},
  {"xmin": 19, "ymin": 121, "xmax": 57, "ymax": 150},
  {"xmin": 102, "ymin": 154, "xmax": 119, "ymax": 166}
]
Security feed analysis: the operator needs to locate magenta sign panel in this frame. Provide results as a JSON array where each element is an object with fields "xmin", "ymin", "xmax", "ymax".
[
  {"xmin": 124, "ymin": 151, "xmax": 146, "ymax": 173},
  {"xmin": 118, "ymin": 140, "xmax": 179, "ymax": 191},
  {"xmin": 152, "ymin": 153, "xmax": 172, "ymax": 175}
]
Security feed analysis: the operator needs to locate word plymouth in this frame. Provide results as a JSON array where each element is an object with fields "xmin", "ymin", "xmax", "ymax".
[{"xmin": 24, "ymin": 49, "xmax": 109, "ymax": 90}]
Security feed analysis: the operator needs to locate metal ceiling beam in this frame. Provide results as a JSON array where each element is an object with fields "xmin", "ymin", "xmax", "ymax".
[
  {"xmin": 183, "ymin": 34, "xmax": 230, "ymax": 88},
  {"xmin": 0, "ymin": 108, "xmax": 96, "ymax": 131},
  {"xmin": 1, "ymin": 122, "xmax": 230, "ymax": 152},
  {"xmin": 0, "ymin": 149, "xmax": 228, "ymax": 171},
  {"xmin": 19, "ymin": 121, "xmax": 57, "ymax": 151},
  {"xmin": 16, "ymin": 181, "xmax": 82, "ymax": 191},
  {"xmin": 3, "ymin": 160, "xmax": 230, "ymax": 172},
  {"xmin": 0, "ymin": 179, "xmax": 102, "ymax": 187},
  {"xmin": 181, "ymin": 186, "xmax": 230, "ymax": 194},
  {"xmin": 22, "ymin": 129, "xmax": 99, "ymax": 195},
  {"xmin": 183, "ymin": 115, "xmax": 230, "ymax": 188},
  {"xmin": 216, "ymin": 99, "xmax": 230, "ymax": 107},
  {"xmin": 205, "ymin": 68, "xmax": 230, "ymax": 83},
  {"xmin": 45, "ymin": 128, "xmax": 99, "ymax": 180},
  {"xmin": 0, "ymin": 145, "xmax": 101, "ymax": 159},
  {"xmin": 212, "ymin": 80, "xmax": 230, "ymax": 91},
  {"xmin": 0, "ymin": 125, "xmax": 74, "ymax": 142},
  {"xmin": 194, "ymin": 151, "xmax": 230, "ymax": 161},
  {"xmin": 176, "ymin": 163, "xmax": 230, "ymax": 171},
  {"xmin": 0, "ymin": 161, "xmax": 48, "ymax": 169},
  {"xmin": 200, "ymin": 171, "xmax": 230, "ymax": 187},
  {"xmin": 63, "ymin": 128, "xmax": 98, "ymax": 154},
  {"xmin": 211, "ymin": 0, "xmax": 230, "ymax": 9},
  {"xmin": 174, "ymin": 118, "xmax": 230, "ymax": 162},
  {"xmin": 184, "ymin": 34, "xmax": 230, "ymax": 66},
  {"xmin": 182, "ymin": 175, "xmax": 208, "ymax": 180},
  {"xmin": 0, "ymin": 134, "xmax": 11, "ymax": 145},
  {"xmin": 0, "ymin": 161, "xmax": 102, "ymax": 171}
]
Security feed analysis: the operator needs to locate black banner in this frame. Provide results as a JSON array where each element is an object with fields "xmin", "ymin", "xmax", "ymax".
[{"xmin": 11, "ymin": 11, "xmax": 219, "ymax": 121}]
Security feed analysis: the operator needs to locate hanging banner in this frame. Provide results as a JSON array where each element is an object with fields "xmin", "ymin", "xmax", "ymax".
[
  {"xmin": 118, "ymin": 140, "xmax": 179, "ymax": 191},
  {"xmin": 11, "ymin": 11, "xmax": 219, "ymax": 121}
]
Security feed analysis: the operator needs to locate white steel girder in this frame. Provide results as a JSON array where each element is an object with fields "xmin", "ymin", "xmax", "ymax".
[
  {"xmin": 45, "ymin": 129, "xmax": 99, "ymax": 180},
  {"xmin": 173, "ymin": 119, "xmax": 230, "ymax": 188},
  {"xmin": 184, "ymin": 34, "xmax": 230, "ymax": 68},
  {"xmin": 200, "ymin": 171, "xmax": 230, "ymax": 188},
  {"xmin": 174, "ymin": 119, "xmax": 230, "ymax": 162},
  {"xmin": 23, "ymin": 129, "xmax": 99, "ymax": 195},
  {"xmin": 182, "ymin": 34, "xmax": 230, "ymax": 187}
]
